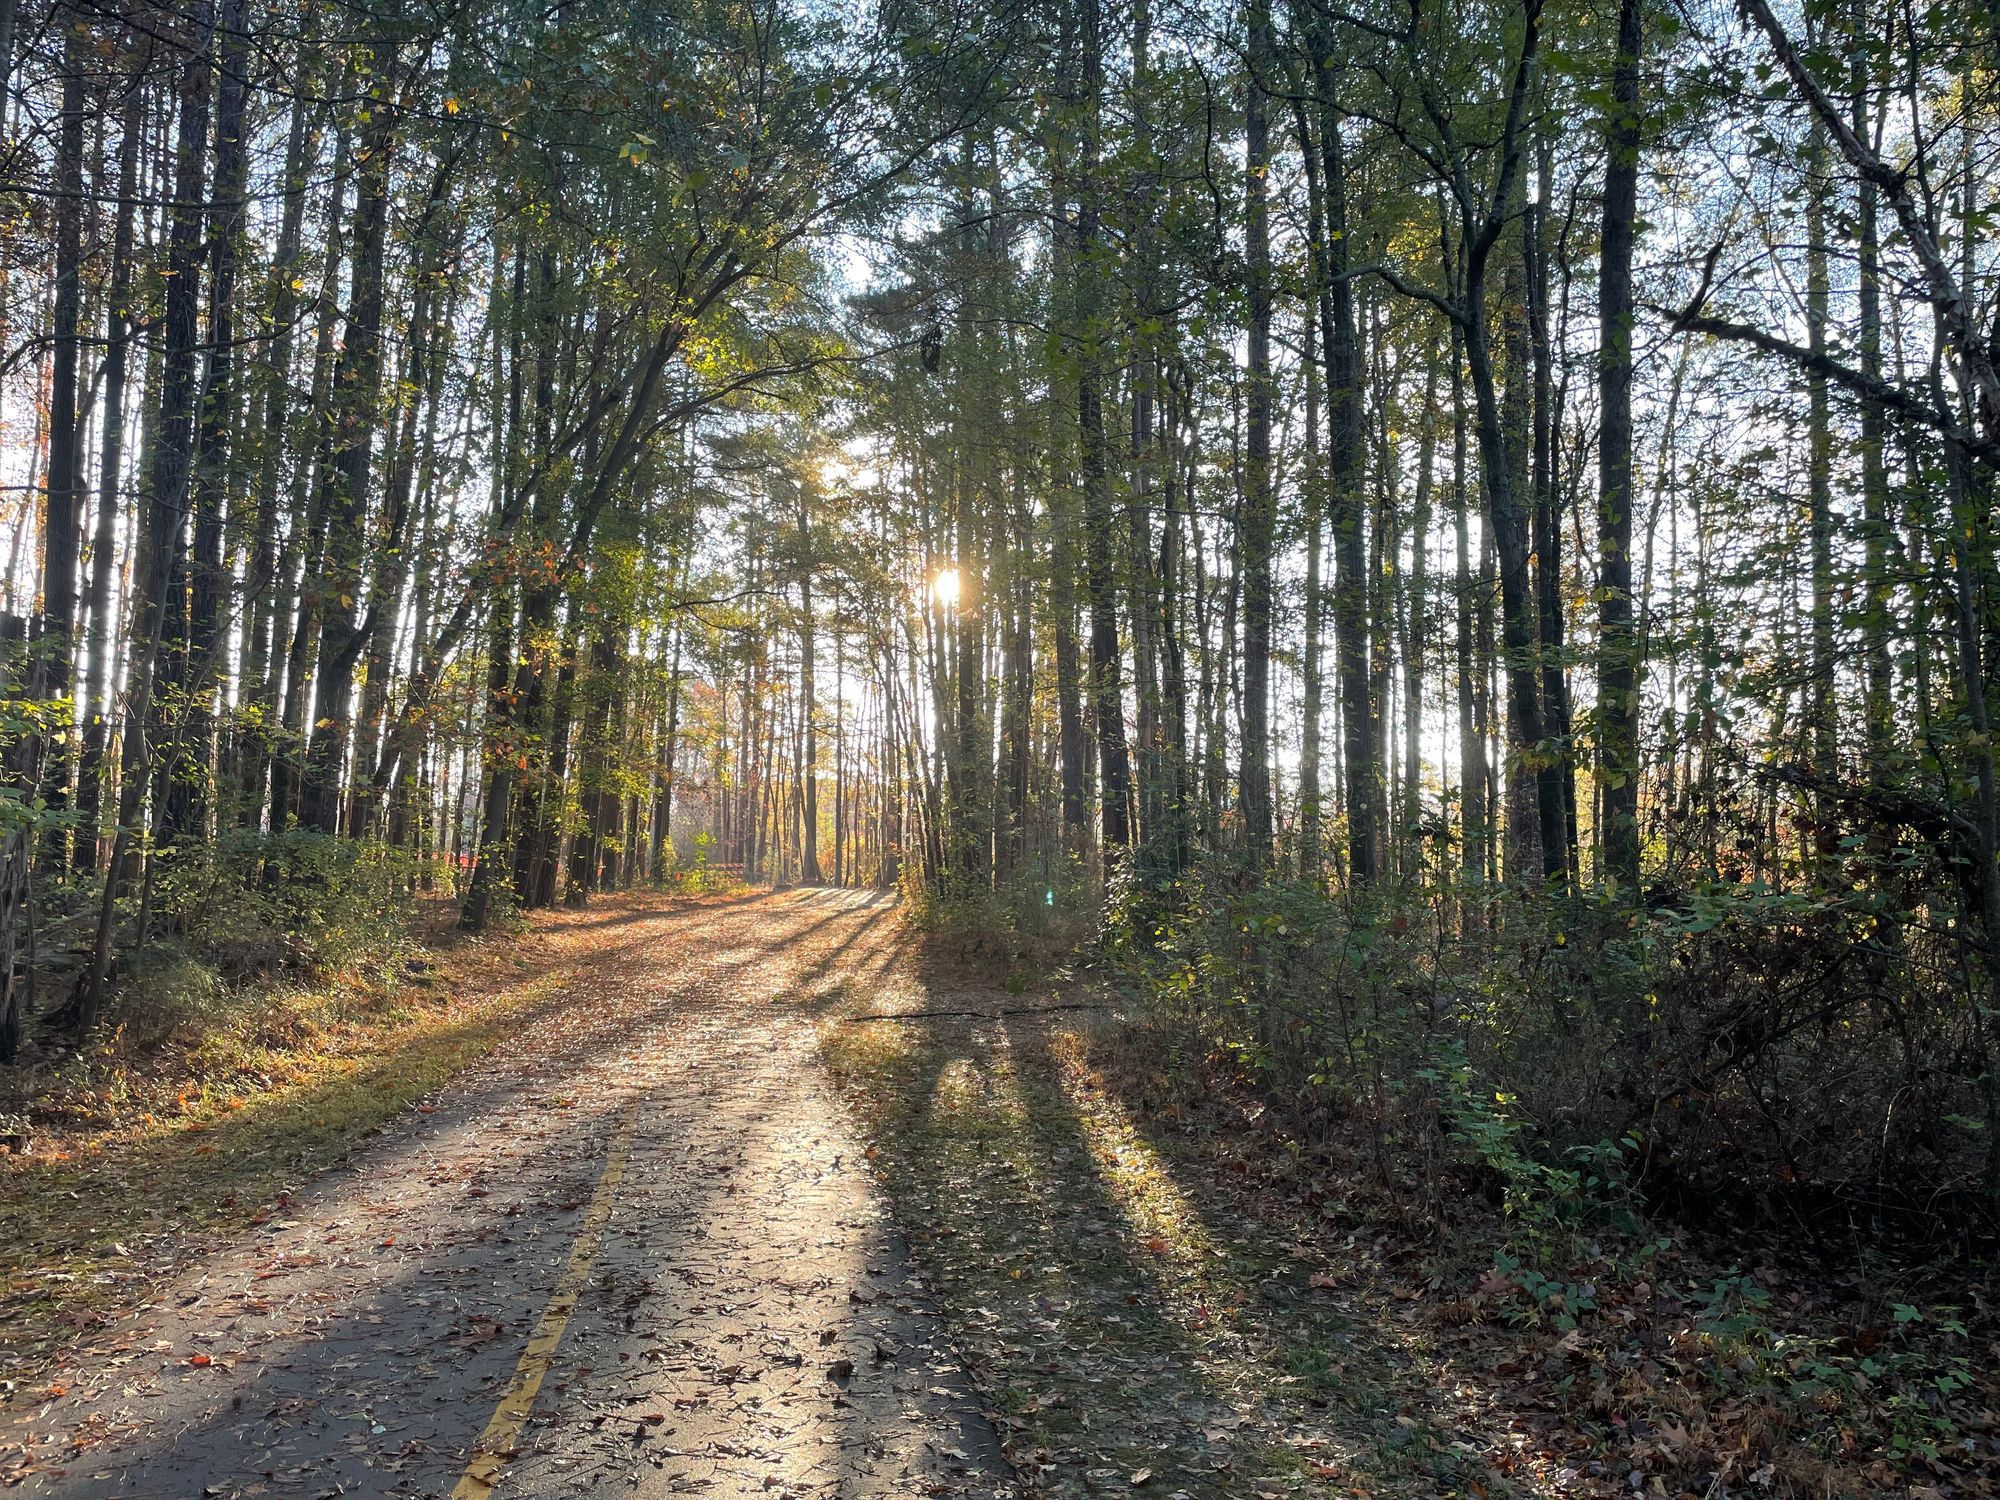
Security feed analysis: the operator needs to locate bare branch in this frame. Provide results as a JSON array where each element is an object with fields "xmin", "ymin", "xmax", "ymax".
[
  {"xmin": 1662, "ymin": 302, "xmax": 2000, "ymax": 471},
  {"xmin": 1738, "ymin": 0, "xmax": 2000, "ymax": 436}
]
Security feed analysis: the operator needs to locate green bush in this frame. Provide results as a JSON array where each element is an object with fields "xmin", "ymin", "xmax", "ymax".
[
  {"xmin": 149, "ymin": 830, "xmax": 430, "ymax": 980},
  {"xmin": 1117, "ymin": 862, "xmax": 1999, "ymax": 1247},
  {"xmin": 902, "ymin": 849, "xmax": 1094, "ymax": 945}
]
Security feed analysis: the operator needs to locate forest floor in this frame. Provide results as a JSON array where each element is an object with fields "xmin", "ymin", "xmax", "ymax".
[
  {"xmin": 822, "ymin": 947, "xmax": 1999, "ymax": 1500},
  {"xmin": 0, "ymin": 889, "xmax": 1986, "ymax": 1498}
]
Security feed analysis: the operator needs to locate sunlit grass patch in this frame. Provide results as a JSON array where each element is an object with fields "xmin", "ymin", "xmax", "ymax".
[
  {"xmin": 1046, "ymin": 1024, "xmax": 1218, "ymax": 1276},
  {"xmin": 818, "ymin": 1010, "xmax": 916, "ymax": 1079},
  {"xmin": 927, "ymin": 1052, "xmax": 1027, "ymax": 1141}
]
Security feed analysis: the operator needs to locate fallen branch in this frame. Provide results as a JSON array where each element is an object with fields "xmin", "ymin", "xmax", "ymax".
[{"xmin": 841, "ymin": 1002, "xmax": 1111, "ymax": 1023}]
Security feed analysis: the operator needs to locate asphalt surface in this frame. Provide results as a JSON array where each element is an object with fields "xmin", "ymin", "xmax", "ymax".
[{"xmin": 3, "ymin": 888, "xmax": 1014, "ymax": 1499}]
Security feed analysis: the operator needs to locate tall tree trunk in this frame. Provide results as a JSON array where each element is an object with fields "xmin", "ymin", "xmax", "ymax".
[
  {"xmin": 1074, "ymin": 0, "xmax": 1131, "ymax": 862},
  {"xmin": 1527, "ymin": 140, "xmax": 1576, "ymax": 883},
  {"xmin": 1000, "ymin": 466, "xmax": 1033, "ymax": 883},
  {"xmin": 530, "ymin": 608, "xmax": 581, "ymax": 906},
  {"xmin": 1159, "ymin": 366, "xmax": 1193, "ymax": 873},
  {"xmin": 508, "ymin": 256, "xmax": 571, "ymax": 905},
  {"xmin": 75, "ymin": 69, "xmax": 146, "ymax": 870},
  {"xmin": 799, "ymin": 500, "xmax": 824, "ymax": 884},
  {"xmin": 1054, "ymin": 570, "xmax": 1087, "ymax": 846},
  {"xmin": 652, "ymin": 557, "xmax": 690, "ymax": 873},
  {"xmin": 300, "ymin": 47, "xmax": 397, "ymax": 834},
  {"xmin": 1851, "ymin": 13, "xmax": 1892, "ymax": 778},
  {"xmin": 164, "ymin": 0, "xmax": 249, "ymax": 843},
  {"xmin": 353, "ymin": 162, "xmax": 456, "ymax": 837},
  {"xmin": 1452, "ymin": 306, "xmax": 1486, "ymax": 901},
  {"xmin": 1597, "ymin": 0, "xmax": 1643, "ymax": 893},
  {"xmin": 1369, "ymin": 307, "xmax": 1398, "ymax": 856},
  {"xmin": 1404, "ymin": 354, "xmax": 1438, "ymax": 878},
  {"xmin": 1499, "ymin": 222, "xmax": 1541, "ymax": 883},
  {"xmin": 235, "ymin": 76, "xmax": 314, "ymax": 828},
  {"xmin": 267, "ymin": 117, "xmax": 352, "ymax": 836},
  {"xmin": 570, "ymin": 615, "xmax": 620, "ymax": 897},
  {"xmin": 36, "ymin": 8, "xmax": 88, "ymax": 856},
  {"xmin": 1238, "ymin": 0, "xmax": 1276, "ymax": 863},
  {"xmin": 1472, "ymin": 290, "xmax": 1558, "ymax": 884},
  {"xmin": 1805, "ymin": 122, "xmax": 1837, "ymax": 816},
  {"xmin": 76, "ymin": 0, "xmax": 215, "ymax": 1024},
  {"xmin": 1309, "ymin": 40, "xmax": 1378, "ymax": 884},
  {"xmin": 461, "ymin": 585, "xmax": 520, "ymax": 931},
  {"xmin": 1300, "ymin": 305, "xmax": 1326, "ymax": 877},
  {"xmin": 461, "ymin": 244, "xmax": 530, "ymax": 931}
]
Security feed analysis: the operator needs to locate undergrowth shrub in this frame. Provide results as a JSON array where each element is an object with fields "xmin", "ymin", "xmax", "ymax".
[
  {"xmin": 654, "ymin": 830, "xmax": 748, "ymax": 896},
  {"xmin": 903, "ymin": 851, "xmax": 1095, "ymax": 949},
  {"xmin": 115, "ymin": 947, "xmax": 236, "ymax": 1050},
  {"xmin": 149, "ymin": 830, "xmax": 429, "ymax": 981},
  {"xmin": 1111, "ymin": 865, "xmax": 1997, "ymax": 1487},
  {"xmin": 60, "ymin": 833, "xmax": 446, "ymax": 1050},
  {"xmin": 1117, "ymin": 864, "xmax": 2000, "ymax": 1254},
  {"xmin": 11, "ymin": 835, "xmax": 447, "ymax": 1126}
]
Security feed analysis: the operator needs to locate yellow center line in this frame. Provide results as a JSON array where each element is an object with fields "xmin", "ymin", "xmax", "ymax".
[{"xmin": 451, "ymin": 1096, "xmax": 641, "ymax": 1497}]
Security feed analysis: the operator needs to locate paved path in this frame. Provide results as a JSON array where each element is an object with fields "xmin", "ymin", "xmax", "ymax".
[{"xmin": 5, "ymin": 890, "xmax": 1014, "ymax": 1499}]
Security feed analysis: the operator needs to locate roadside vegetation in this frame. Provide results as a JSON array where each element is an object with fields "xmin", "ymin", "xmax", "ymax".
[{"xmin": 825, "ymin": 928, "xmax": 1998, "ymax": 1498}]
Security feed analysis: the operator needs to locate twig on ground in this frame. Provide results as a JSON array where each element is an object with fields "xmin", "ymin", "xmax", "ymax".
[{"xmin": 841, "ymin": 1002, "xmax": 1111, "ymax": 1023}]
